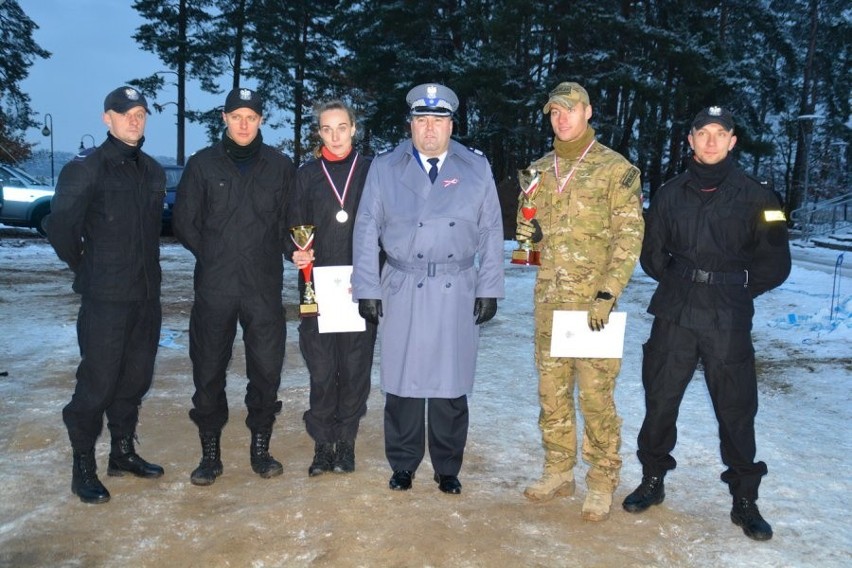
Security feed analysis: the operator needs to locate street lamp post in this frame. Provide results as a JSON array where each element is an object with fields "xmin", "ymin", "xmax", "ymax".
[
  {"xmin": 79, "ymin": 133, "xmax": 96, "ymax": 151},
  {"xmin": 41, "ymin": 113, "xmax": 54, "ymax": 185}
]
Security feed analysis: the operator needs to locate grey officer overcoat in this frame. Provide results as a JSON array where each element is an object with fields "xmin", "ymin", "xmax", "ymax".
[{"xmin": 351, "ymin": 138, "xmax": 504, "ymax": 398}]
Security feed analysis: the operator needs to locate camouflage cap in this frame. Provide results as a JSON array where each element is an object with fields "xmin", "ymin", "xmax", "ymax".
[
  {"xmin": 692, "ymin": 106, "xmax": 734, "ymax": 131},
  {"xmin": 542, "ymin": 82, "xmax": 590, "ymax": 114}
]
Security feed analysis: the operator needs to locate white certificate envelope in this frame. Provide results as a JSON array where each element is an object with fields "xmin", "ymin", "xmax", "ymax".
[
  {"xmin": 549, "ymin": 311, "xmax": 627, "ymax": 359},
  {"xmin": 312, "ymin": 266, "xmax": 366, "ymax": 334}
]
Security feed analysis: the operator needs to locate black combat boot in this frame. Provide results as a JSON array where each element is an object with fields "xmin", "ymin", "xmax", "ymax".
[
  {"xmin": 72, "ymin": 449, "xmax": 111, "ymax": 504},
  {"xmin": 731, "ymin": 497, "xmax": 773, "ymax": 541},
  {"xmin": 333, "ymin": 440, "xmax": 355, "ymax": 473},
  {"xmin": 107, "ymin": 434, "xmax": 164, "ymax": 478},
  {"xmin": 622, "ymin": 475, "xmax": 665, "ymax": 513},
  {"xmin": 250, "ymin": 428, "xmax": 283, "ymax": 478},
  {"xmin": 190, "ymin": 431, "xmax": 223, "ymax": 486},
  {"xmin": 308, "ymin": 442, "xmax": 335, "ymax": 477}
]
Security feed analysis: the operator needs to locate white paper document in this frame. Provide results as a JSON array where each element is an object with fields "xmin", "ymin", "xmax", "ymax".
[
  {"xmin": 312, "ymin": 266, "xmax": 366, "ymax": 334},
  {"xmin": 549, "ymin": 311, "xmax": 627, "ymax": 359}
]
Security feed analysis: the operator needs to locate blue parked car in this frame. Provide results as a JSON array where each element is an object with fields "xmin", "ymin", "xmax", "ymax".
[{"xmin": 161, "ymin": 164, "xmax": 184, "ymax": 234}]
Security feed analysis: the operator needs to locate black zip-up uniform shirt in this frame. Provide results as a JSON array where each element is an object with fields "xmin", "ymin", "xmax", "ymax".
[
  {"xmin": 46, "ymin": 135, "xmax": 165, "ymax": 300},
  {"xmin": 286, "ymin": 151, "xmax": 372, "ymax": 267},
  {"xmin": 640, "ymin": 163, "xmax": 790, "ymax": 330},
  {"xmin": 174, "ymin": 141, "xmax": 295, "ymax": 295}
]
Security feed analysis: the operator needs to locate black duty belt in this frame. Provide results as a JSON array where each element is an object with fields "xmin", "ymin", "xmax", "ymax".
[{"xmin": 670, "ymin": 259, "xmax": 749, "ymax": 286}]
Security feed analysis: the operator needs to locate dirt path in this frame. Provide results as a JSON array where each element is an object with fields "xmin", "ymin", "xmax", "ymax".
[{"xmin": 0, "ymin": 232, "xmax": 746, "ymax": 567}]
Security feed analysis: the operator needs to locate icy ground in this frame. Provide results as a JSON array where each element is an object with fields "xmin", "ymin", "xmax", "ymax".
[{"xmin": 0, "ymin": 229, "xmax": 849, "ymax": 567}]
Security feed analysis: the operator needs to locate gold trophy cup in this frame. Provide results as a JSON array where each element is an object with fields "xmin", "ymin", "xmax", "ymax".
[
  {"xmin": 511, "ymin": 168, "xmax": 542, "ymax": 266},
  {"xmin": 290, "ymin": 224, "xmax": 319, "ymax": 317}
]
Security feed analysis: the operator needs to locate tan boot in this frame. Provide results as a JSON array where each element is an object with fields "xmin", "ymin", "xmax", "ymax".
[
  {"xmin": 581, "ymin": 490, "xmax": 613, "ymax": 522},
  {"xmin": 523, "ymin": 470, "xmax": 575, "ymax": 502}
]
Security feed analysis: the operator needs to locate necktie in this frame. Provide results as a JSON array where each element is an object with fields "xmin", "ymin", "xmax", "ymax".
[{"xmin": 427, "ymin": 157, "xmax": 439, "ymax": 183}]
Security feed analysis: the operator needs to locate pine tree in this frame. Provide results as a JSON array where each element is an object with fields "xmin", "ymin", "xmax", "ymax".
[{"xmin": 0, "ymin": 0, "xmax": 50, "ymax": 164}]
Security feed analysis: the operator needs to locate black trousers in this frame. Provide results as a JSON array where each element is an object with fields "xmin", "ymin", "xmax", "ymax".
[
  {"xmin": 63, "ymin": 296, "xmax": 161, "ymax": 450},
  {"xmin": 384, "ymin": 393, "xmax": 469, "ymax": 476},
  {"xmin": 188, "ymin": 289, "xmax": 285, "ymax": 433},
  {"xmin": 299, "ymin": 317, "xmax": 377, "ymax": 443},
  {"xmin": 637, "ymin": 318, "xmax": 767, "ymax": 500}
]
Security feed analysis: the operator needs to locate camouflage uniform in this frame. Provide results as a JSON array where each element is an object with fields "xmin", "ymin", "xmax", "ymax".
[{"xmin": 522, "ymin": 128, "xmax": 643, "ymax": 493}]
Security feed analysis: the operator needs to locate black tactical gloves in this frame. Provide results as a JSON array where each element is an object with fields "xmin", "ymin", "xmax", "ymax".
[
  {"xmin": 515, "ymin": 219, "xmax": 543, "ymax": 243},
  {"xmin": 358, "ymin": 299, "xmax": 383, "ymax": 325},
  {"xmin": 473, "ymin": 297, "xmax": 498, "ymax": 325},
  {"xmin": 587, "ymin": 291, "xmax": 615, "ymax": 332},
  {"xmin": 360, "ymin": 298, "xmax": 497, "ymax": 325}
]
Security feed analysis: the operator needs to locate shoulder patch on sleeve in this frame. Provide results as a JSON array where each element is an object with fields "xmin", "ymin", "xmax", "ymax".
[
  {"xmin": 620, "ymin": 166, "xmax": 640, "ymax": 188},
  {"xmin": 764, "ymin": 210, "xmax": 786, "ymax": 222}
]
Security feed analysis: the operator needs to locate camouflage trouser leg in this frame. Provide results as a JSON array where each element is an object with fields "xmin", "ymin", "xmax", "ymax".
[
  {"xmin": 575, "ymin": 357, "xmax": 623, "ymax": 492},
  {"xmin": 534, "ymin": 305, "xmax": 577, "ymax": 473},
  {"xmin": 534, "ymin": 304, "xmax": 623, "ymax": 493}
]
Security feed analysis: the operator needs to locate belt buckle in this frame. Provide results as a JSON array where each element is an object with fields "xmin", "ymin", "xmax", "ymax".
[{"xmin": 692, "ymin": 269, "xmax": 711, "ymax": 284}]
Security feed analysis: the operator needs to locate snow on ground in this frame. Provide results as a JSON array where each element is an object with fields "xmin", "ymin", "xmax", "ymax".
[
  {"xmin": 490, "ymin": 240, "xmax": 851, "ymax": 567},
  {"xmin": 0, "ymin": 229, "xmax": 850, "ymax": 567}
]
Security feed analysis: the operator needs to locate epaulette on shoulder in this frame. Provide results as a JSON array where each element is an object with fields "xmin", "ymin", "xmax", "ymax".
[
  {"xmin": 466, "ymin": 146, "xmax": 484, "ymax": 156},
  {"xmin": 297, "ymin": 157, "xmax": 318, "ymax": 170},
  {"xmin": 376, "ymin": 147, "xmax": 393, "ymax": 157},
  {"xmin": 744, "ymin": 172, "xmax": 771, "ymax": 189}
]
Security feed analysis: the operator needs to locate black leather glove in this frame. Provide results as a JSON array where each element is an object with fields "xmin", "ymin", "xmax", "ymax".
[
  {"xmin": 587, "ymin": 292, "xmax": 615, "ymax": 332},
  {"xmin": 358, "ymin": 299, "xmax": 383, "ymax": 325},
  {"xmin": 515, "ymin": 218, "xmax": 543, "ymax": 243},
  {"xmin": 473, "ymin": 297, "xmax": 497, "ymax": 325}
]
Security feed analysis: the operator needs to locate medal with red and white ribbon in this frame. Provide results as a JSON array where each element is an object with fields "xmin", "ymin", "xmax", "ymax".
[
  {"xmin": 321, "ymin": 153, "xmax": 359, "ymax": 223},
  {"xmin": 554, "ymin": 140, "xmax": 595, "ymax": 194}
]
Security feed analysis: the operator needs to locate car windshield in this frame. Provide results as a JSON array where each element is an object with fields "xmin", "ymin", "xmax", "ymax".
[
  {"xmin": 164, "ymin": 168, "xmax": 183, "ymax": 188},
  {"xmin": 1, "ymin": 165, "xmax": 50, "ymax": 187}
]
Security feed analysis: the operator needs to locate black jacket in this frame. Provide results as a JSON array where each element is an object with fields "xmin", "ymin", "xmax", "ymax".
[
  {"xmin": 173, "ymin": 140, "xmax": 295, "ymax": 295},
  {"xmin": 46, "ymin": 136, "xmax": 165, "ymax": 301},
  {"xmin": 285, "ymin": 151, "xmax": 372, "ymax": 266},
  {"xmin": 641, "ymin": 164, "xmax": 790, "ymax": 330}
]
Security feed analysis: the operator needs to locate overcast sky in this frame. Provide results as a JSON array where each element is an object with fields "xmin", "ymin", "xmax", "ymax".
[{"xmin": 19, "ymin": 0, "xmax": 265, "ymax": 161}]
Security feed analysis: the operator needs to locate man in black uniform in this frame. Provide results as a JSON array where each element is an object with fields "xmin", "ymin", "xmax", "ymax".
[
  {"xmin": 622, "ymin": 107, "xmax": 790, "ymax": 541},
  {"xmin": 47, "ymin": 86, "xmax": 166, "ymax": 504},
  {"xmin": 287, "ymin": 100, "xmax": 377, "ymax": 476},
  {"xmin": 174, "ymin": 87, "xmax": 295, "ymax": 486}
]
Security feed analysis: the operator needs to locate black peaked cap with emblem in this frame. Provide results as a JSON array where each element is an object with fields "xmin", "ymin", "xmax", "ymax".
[
  {"xmin": 104, "ymin": 86, "xmax": 150, "ymax": 114},
  {"xmin": 224, "ymin": 87, "xmax": 263, "ymax": 115},
  {"xmin": 692, "ymin": 106, "xmax": 735, "ymax": 131}
]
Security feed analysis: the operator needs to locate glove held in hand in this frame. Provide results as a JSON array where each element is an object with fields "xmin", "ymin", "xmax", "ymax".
[
  {"xmin": 587, "ymin": 293, "xmax": 615, "ymax": 332},
  {"xmin": 515, "ymin": 219, "xmax": 543, "ymax": 243},
  {"xmin": 473, "ymin": 297, "xmax": 497, "ymax": 325},
  {"xmin": 358, "ymin": 299, "xmax": 382, "ymax": 325}
]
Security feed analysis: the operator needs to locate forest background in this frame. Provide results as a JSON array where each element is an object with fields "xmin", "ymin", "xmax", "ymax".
[{"xmin": 2, "ymin": 0, "xmax": 850, "ymax": 219}]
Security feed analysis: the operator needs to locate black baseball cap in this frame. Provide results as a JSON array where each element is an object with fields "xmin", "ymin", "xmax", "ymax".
[
  {"xmin": 104, "ymin": 86, "xmax": 150, "ymax": 114},
  {"xmin": 224, "ymin": 87, "xmax": 263, "ymax": 115},
  {"xmin": 692, "ymin": 106, "xmax": 735, "ymax": 131}
]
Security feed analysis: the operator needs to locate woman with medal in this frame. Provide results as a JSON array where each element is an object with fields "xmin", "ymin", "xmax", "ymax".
[{"xmin": 288, "ymin": 100, "xmax": 377, "ymax": 477}]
